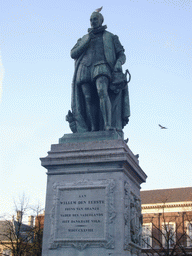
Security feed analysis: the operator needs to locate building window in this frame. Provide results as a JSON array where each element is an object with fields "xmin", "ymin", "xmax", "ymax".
[
  {"xmin": 142, "ymin": 223, "xmax": 152, "ymax": 249},
  {"xmin": 187, "ymin": 222, "xmax": 192, "ymax": 247},
  {"xmin": 162, "ymin": 222, "xmax": 175, "ymax": 248}
]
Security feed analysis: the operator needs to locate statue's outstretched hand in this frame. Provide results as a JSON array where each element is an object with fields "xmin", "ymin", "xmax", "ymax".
[{"xmin": 114, "ymin": 60, "xmax": 122, "ymax": 72}]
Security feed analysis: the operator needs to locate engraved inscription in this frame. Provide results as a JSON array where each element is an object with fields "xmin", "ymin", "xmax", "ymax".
[
  {"xmin": 56, "ymin": 187, "xmax": 106, "ymax": 240},
  {"xmin": 50, "ymin": 179, "xmax": 116, "ymax": 250}
]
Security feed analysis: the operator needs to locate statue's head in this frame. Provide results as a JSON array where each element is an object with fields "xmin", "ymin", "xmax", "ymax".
[{"xmin": 90, "ymin": 12, "xmax": 104, "ymax": 29}]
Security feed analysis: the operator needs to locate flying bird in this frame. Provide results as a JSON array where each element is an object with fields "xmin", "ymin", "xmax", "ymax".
[
  {"xmin": 159, "ymin": 124, "xmax": 168, "ymax": 129},
  {"xmin": 95, "ymin": 6, "xmax": 103, "ymax": 12}
]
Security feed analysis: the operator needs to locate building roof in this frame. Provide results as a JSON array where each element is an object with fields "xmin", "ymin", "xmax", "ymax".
[
  {"xmin": 0, "ymin": 220, "xmax": 32, "ymax": 241},
  {"xmin": 141, "ymin": 187, "xmax": 192, "ymax": 205}
]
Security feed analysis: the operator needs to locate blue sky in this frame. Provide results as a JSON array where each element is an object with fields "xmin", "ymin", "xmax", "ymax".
[{"xmin": 0, "ymin": 0, "xmax": 192, "ymax": 217}]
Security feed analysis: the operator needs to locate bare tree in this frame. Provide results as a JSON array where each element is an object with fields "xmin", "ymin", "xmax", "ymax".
[
  {"xmin": 0, "ymin": 194, "xmax": 32, "ymax": 256},
  {"xmin": 28, "ymin": 204, "xmax": 44, "ymax": 256},
  {"xmin": 142, "ymin": 206, "xmax": 192, "ymax": 256}
]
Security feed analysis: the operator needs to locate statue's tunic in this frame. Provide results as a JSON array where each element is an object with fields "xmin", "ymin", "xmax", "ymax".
[
  {"xmin": 76, "ymin": 31, "xmax": 111, "ymax": 86},
  {"xmin": 70, "ymin": 27, "xmax": 130, "ymax": 133}
]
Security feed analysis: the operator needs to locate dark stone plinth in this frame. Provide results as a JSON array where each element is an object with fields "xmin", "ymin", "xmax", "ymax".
[{"xmin": 59, "ymin": 130, "xmax": 124, "ymax": 144}]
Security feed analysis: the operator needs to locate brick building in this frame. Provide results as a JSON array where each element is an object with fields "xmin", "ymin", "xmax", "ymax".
[
  {"xmin": 0, "ymin": 212, "xmax": 33, "ymax": 256},
  {"xmin": 141, "ymin": 187, "xmax": 192, "ymax": 255}
]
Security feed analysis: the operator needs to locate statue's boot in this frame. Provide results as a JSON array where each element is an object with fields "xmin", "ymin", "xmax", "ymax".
[
  {"xmin": 84, "ymin": 96, "xmax": 97, "ymax": 131},
  {"xmin": 99, "ymin": 92, "xmax": 112, "ymax": 131},
  {"xmin": 96, "ymin": 76, "xmax": 112, "ymax": 131},
  {"xmin": 81, "ymin": 83, "xmax": 97, "ymax": 131}
]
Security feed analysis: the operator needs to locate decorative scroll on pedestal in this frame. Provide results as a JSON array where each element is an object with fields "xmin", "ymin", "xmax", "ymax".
[
  {"xmin": 124, "ymin": 181, "xmax": 142, "ymax": 253},
  {"xmin": 49, "ymin": 179, "xmax": 116, "ymax": 250},
  {"xmin": 124, "ymin": 181, "xmax": 131, "ymax": 249}
]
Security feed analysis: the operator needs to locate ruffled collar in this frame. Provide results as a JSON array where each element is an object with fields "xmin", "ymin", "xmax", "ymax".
[{"xmin": 88, "ymin": 25, "xmax": 107, "ymax": 35}]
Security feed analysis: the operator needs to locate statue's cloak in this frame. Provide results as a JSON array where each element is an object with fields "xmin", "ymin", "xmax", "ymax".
[{"xmin": 70, "ymin": 30, "xmax": 130, "ymax": 133}]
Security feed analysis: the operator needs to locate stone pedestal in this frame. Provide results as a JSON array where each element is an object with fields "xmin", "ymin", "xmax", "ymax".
[{"xmin": 40, "ymin": 131, "xmax": 147, "ymax": 256}]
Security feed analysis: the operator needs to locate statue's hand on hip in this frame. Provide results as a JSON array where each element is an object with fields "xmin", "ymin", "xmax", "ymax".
[{"xmin": 114, "ymin": 60, "xmax": 122, "ymax": 72}]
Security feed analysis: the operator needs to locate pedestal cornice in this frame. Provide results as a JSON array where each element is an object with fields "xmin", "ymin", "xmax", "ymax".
[{"xmin": 40, "ymin": 131, "xmax": 147, "ymax": 185}]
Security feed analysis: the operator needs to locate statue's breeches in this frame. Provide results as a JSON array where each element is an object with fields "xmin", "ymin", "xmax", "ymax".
[{"xmin": 76, "ymin": 63, "xmax": 111, "ymax": 86}]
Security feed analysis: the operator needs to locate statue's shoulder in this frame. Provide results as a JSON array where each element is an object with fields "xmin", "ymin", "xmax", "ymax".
[
  {"xmin": 76, "ymin": 34, "xmax": 89, "ymax": 44},
  {"xmin": 105, "ymin": 31, "xmax": 123, "ymax": 45},
  {"xmin": 82, "ymin": 33, "xmax": 89, "ymax": 39},
  {"xmin": 104, "ymin": 30, "xmax": 115, "ymax": 37},
  {"xmin": 104, "ymin": 31, "xmax": 119, "ymax": 42},
  {"xmin": 103, "ymin": 31, "xmax": 124, "ymax": 53},
  {"xmin": 75, "ymin": 33, "xmax": 89, "ymax": 44}
]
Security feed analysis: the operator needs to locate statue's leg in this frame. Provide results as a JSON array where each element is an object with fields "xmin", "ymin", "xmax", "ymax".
[
  {"xmin": 96, "ymin": 76, "xmax": 112, "ymax": 131},
  {"xmin": 81, "ymin": 83, "xmax": 96, "ymax": 131}
]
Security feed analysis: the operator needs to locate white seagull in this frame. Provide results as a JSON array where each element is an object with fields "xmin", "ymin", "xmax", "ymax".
[
  {"xmin": 95, "ymin": 6, "xmax": 103, "ymax": 12},
  {"xmin": 159, "ymin": 124, "xmax": 168, "ymax": 129}
]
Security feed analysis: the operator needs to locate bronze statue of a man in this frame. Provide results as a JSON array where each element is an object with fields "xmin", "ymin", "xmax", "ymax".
[{"xmin": 67, "ymin": 11, "xmax": 130, "ymax": 133}]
